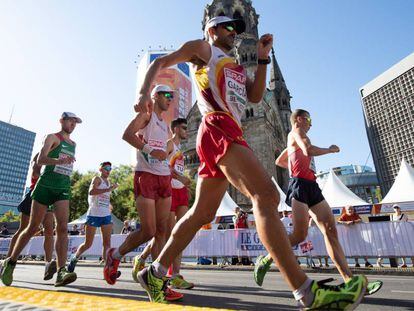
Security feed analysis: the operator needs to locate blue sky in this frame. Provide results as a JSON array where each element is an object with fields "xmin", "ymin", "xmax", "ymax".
[{"xmin": 1, "ymin": 0, "xmax": 413, "ymax": 176}]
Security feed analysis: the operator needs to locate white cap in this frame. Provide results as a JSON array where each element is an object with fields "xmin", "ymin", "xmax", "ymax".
[
  {"xmin": 150, "ymin": 84, "xmax": 176, "ymax": 97},
  {"xmin": 205, "ymin": 16, "xmax": 246, "ymax": 36},
  {"xmin": 61, "ymin": 112, "xmax": 82, "ymax": 123}
]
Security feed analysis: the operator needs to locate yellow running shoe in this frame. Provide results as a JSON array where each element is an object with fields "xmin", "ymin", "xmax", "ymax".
[
  {"xmin": 304, "ymin": 275, "xmax": 367, "ymax": 310},
  {"xmin": 132, "ymin": 256, "xmax": 146, "ymax": 283},
  {"xmin": 169, "ymin": 274, "xmax": 195, "ymax": 289}
]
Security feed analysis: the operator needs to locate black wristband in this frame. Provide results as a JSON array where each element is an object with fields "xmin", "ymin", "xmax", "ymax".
[{"xmin": 257, "ymin": 57, "xmax": 271, "ymax": 65}]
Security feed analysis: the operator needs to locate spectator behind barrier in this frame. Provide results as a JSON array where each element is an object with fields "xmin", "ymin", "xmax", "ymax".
[{"xmin": 338, "ymin": 206, "xmax": 373, "ymax": 268}]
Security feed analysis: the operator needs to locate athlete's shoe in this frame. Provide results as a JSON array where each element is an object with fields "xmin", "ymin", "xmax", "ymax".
[
  {"xmin": 67, "ymin": 254, "xmax": 78, "ymax": 273},
  {"xmin": 169, "ymin": 274, "xmax": 194, "ymax": 289},
  {"xmin": 0, "ymin": 257, "xmax": 16, "ymax": 286},
  {"xmin": 366, "ymin": 280, "xmax": 383, "ymax": 296},
  {"xmin": 104, "ymin": 248, "xmax": 120, "ymax": 285},
  {"xmin": 54, "ymin": 267, "xmax": 77, "ymax": 287},
  {"xmin": 303, "ymin": 275, "xmax": 367, "ymax": 310},
  {"xmin": 44, "ymin": 259, "xmax": 57, "ymax": 280},
  {"xmin": 165, "ymin": 287, "xmax": 184, "ymax": 301},
  {"xmin": 254, "ymin": 255, "xmax": 271, "ymax": 286},
  {"xmin": 132, "ymin": 256, "xmax": 146, "ymax": 283},
  {"xmin": 137, "ymin": 266, "xmax": 167, "ymax": 303}
]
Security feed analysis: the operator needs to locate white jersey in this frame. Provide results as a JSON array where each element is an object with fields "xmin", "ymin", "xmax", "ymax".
[
  {"xmin": 87, "ymin": 177, "xmax": 111, "ymax": 217},
  {"xmin": 191, "ymin": 43, "xmax": 247, "ymax": 126},
  {"xmin": 169, "ymin": 142, "xmax": 185, "ymax": 189},
  {"xmin": 135, "ymin": 112, "xmax": 170, "ymax": 176}
]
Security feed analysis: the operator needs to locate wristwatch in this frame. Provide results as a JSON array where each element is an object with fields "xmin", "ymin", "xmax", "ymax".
[{"xmin": 258, "ymin": 57, "xmax": 271, "ymax": 65}]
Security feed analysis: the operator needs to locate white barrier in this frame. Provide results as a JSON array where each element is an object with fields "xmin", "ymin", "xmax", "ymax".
[{"xmin": 1, "ymin": 222, "xmax": 413, "ymax": 257}]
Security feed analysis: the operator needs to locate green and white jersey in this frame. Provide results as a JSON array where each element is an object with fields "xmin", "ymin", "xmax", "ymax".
[{"xmin": 37, "ymin": 133, "xmax": 75, "ymax": 190}]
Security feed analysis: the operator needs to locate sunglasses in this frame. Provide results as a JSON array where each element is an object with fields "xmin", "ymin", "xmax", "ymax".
[
  {"xmin": 218, "ymin": 23, "xmax": 235, "ymax": 33},
  {"xmin": 102, "ymin": 166, "xmax": 112, "ymax": 172},
  {"xmin": 304, "ymin": 116, "xmax": 312, "ymax": 125},
  {"xmin": 160, "ymin": 92, "xmax": 174, "ymax": 100}
]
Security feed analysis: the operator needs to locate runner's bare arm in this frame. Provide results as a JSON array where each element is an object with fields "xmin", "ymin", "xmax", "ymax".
[
  {"xmin": 31, "ymin": 153, "xmax": 42, "ymax": 177},
  {"xmin": 166, "ymin": 139, "xmax": 174, "ymax": 156},
  {"xmin": 37, "ymin": 134, "xmax": 74, "ymax": 165},
  {"xmin": 246, "ymin": 34, "xmax": 273, "ymax": 103},
  {"xmin": 89, "ymin": 176, "xmax": 111, "ymax": 195},
  {"xmin": 275, "ymin": 148, "xmax": 288, "ymax": 168},
  {"xmin": 134, "ymin": 40, "xmax": 211, "ymax": 113},
  {"xmin": 293, "ymin": 131, "xmax": 339, "ymax": 157},
  {"xmin": 122, "ymin": 112, "xmax": 151, "ymax": 150}
]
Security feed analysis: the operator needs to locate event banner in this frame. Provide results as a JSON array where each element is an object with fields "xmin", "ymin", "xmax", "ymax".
[{"xmin": 1, "ymin": 222, "xmax": 413, "ymax": 258}]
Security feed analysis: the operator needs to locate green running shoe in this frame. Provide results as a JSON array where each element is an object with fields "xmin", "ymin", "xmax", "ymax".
[
  {"xmin": 67, "ymin": 254, "xmax": 78, "ymax": 273},
  {"xmin": 366, "ymin": 280, "xmax": 383, "ymax": 296},
  {"xmin": 254, "ymin": 255, "xmax": 271, "ymax": 286},
  {"xmin": 304, "ymin": 275, "xmax": 367, "ymax": 310},
  {"xmin": 132, "ymin": 256, "xmax": 145, "ymax": 283},
  {"xmin": 44, "ymin": 259, "xmax": 57, "ymax": 281},
  {"xmin": 169, "ymin": 274, "xmax": 195, "ymax": 289},
  {"xmin": 0, "ymin": 257, "xmax": 16, "ymax": 286},
  {"xmin": 55, "ymin": 267, "xmax": 77, "ymax": 287},
  {"xmin": 137, "ymin": 266, "xmax": 167, "ymax": 303}
]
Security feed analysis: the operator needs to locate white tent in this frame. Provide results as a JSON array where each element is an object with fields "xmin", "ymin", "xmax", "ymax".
[
  {"xmin": 381, "ymin": 159, "xmax": 414, "ymax": 204},
  {"xmin": 320, "ymin": 170, "xmax": 369, "ymax": 208},
  {"xmin": 215, "ymin": 192, "xmax": 238, "ymax": 217},
  {"xmin": 271, "ymin": 177, "xmax": 292, "ymax": 211}
]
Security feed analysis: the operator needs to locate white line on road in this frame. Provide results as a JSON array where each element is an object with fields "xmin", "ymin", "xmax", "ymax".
[{"xmin": 391, "ymin": 290, "xmax": 414, "ymax": 294}]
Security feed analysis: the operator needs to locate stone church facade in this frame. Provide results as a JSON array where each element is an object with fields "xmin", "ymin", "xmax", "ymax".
[{"xmin": 182, "ymin": 0, "xmax": 292, "ymax": 209}]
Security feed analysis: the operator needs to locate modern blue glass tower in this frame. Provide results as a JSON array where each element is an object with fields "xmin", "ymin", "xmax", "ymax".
[{"xmin": 0, "ymin": 120, "xmax": 35, "ymax": 214}]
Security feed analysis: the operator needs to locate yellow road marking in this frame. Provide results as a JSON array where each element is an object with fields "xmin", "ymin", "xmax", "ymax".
[{"xmin": 0, "ymin": 287, "xmax": 231, "ymax": 311}]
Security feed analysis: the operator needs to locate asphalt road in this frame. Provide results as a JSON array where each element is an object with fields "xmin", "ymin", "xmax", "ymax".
[{"xmin": 4, "ymin": 264, "xmax": 414, "ymax": 310}]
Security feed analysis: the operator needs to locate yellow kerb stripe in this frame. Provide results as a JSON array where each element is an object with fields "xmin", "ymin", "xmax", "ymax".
[{"xmin": 0, "ymin": 287, "xmax": 232, "ymax": 311}]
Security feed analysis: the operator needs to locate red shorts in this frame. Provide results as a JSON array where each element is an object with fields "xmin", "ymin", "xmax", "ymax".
[
  {"xmin": 171, "ymin": 187, "xmax": 189, "ymax": 212},
  {"xmin": 134, "ymin": 171, "xmax": 172, "ymax": 200},
  {"xmin": 196, "ymin": 112, "xmax": 249, "ymax": 178}
]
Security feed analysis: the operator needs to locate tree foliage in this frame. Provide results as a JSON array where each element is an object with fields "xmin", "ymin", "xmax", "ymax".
[
  {"xmin": 69, "ymin": 165, "xmax": 135, "ymax": 222},
  {"xmin": 69, "ymin": 165, "xmax": 197, "ymax": 222}
]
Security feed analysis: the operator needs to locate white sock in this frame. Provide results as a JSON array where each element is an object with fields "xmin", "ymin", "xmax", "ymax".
[
  {"xmin": 113, "ymin": 248, "xmax": 123, "ymax": 260},
  {"xmin": 293, "ymin": 278, "xmax": 314, "ymax": 307},
  {"xmin": 152, "ymin": 261, "xmax": 168, "ymax": 278}
]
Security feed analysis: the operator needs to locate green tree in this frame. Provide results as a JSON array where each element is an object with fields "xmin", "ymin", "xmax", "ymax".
[
  {"xmin": 109, "ymin": 165, "xmax": 136, "ymax": 221},
  {"xmin": 70, "ymin": 171, "xmax": 94, "ymax": 220}
]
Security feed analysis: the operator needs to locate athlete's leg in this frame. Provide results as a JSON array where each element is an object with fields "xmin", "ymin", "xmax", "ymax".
[
  {"xmin": 157, "ymin": 178, "xmax": 229, "ymax": 268},
  {"xmin": 139, "ymin": 238, "xmax": 154, "ymax": 261},
  {"xmin": 43, "ymin": 212, "xmax": 55, "ymax": 262},
  {"xmin": 7, "ymin": 213, "xmax": 30, "ymax": 257},
  {"xmin": 264, "ymin": 200, "xmax": 310, "ymax": 265},
  {"xmin": 100, "ymin": 223, "xmax": 113, "ymax": 263},
  {"xmin": 172, "ymin": 205, "xmax": 188, "ymax": 275},
  {"xmin": 75, "ymin": 225, "xmax": 97, "ymax": 258},
  {"xmin": 53, "ymin": 200, "xmax": 70, "ymax": 269},
  {"xmin": 218, "ymin": 143, "xmax": 307, "ymax": 290},
  {"xmin": 151, "ymin": 196, "xmax": 172, "ymax": 260},
  {"xmin": 10, "ymin": 201, "xmax": 48, "ymax": 261},
  {"xmin": 118, "ymin": 196, "xmax": 156, "ymax": 256},
  {"xmin": 290, "ymin": 200, "xmax": 310, "ymax": 246},
  {"xmin": 309, "ymin": 200, "xmax": 352, "ymax": 281}
]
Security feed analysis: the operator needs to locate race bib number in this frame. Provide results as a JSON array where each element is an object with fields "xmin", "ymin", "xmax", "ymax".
[
  {"xmin": 224, "ymin": 67, "xmax": 247, "ymax": 115},
  {"xmin": 53, "ymin": 152, "xmax": 74, "ymax": 176},
  {"xmin": 147, "ymin": 139, "xmax": 168, "ymax": 167},
  {"xmin": 174, "ymin": 158, "xmax": 185, "ymax": 175},
  {"xmin": 98, "ymin": 193, "xmax": 110, "ymax": 209}
]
